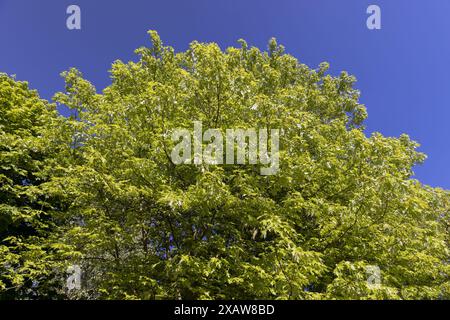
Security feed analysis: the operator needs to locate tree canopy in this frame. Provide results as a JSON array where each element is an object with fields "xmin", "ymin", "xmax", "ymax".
[{"xmin": 0, "ymin": 31, "xmax": 449, "ymax": 300}]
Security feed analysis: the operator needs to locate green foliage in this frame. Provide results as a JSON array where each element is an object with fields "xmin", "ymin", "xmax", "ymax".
[
  {"xmin": 1, "ymin": 31, "xmax": 449, "ymax": 300},
  {"xmin": 0, "ymin": 74, "xmax": 71, "ymax": 299}
]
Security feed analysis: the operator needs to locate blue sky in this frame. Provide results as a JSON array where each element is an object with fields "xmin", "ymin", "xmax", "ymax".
[{"xmin": 0, "ymin": 0, "xmax": 449, "ymax": 188}]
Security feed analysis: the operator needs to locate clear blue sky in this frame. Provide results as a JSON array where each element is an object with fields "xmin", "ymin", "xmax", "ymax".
[{"xmin": 0, "ymin": 0, "xmax": 449, "ymax": 189}]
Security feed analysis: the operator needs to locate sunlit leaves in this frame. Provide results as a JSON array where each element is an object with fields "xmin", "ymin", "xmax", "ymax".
[{"xmin": 1, "ymin": 31, "xmax": 449, "ymax": 300}]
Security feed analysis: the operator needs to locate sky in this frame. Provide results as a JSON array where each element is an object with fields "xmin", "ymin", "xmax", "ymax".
[{"xmin": 0, "ymin": 0, "xmax": 449, "ymax": 189}]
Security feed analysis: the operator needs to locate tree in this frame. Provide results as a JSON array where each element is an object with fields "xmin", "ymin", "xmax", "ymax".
[
  {"xmin": 48, "ymin": 31, "xmax": 449, "ymax": 300},
  {"xmin": 1, "ymin": 31, "xmax": 449, "ymax": 300},
  {"xmin": 0, "ymin": 74, "xmax": 73, "ymax": 299}
]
